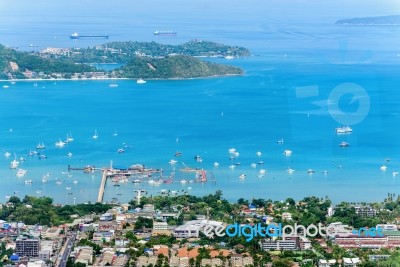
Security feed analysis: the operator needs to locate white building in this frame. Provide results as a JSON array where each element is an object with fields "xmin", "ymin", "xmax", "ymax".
[
  {"xmin": 281, "ymin": 212, "xmax": 292, "ymax": 221},
  {"xmin": 260, "ymin": 238, "xmax": 297, "ymax": 251},
  {"xmin": 376, "ymin": 224, "xmax": 397, "ymax": 231},
  {"xmin": 318, "ymin": 259, "xmax": 336, "ymax": 267},
  {"xmin": 173, "ymin": 220, "xmax": 224, "ymax": 238},
  {"xmin": 343, "ymin": 257, "xmax": 361, "ymax": 267},
  {"xmin": 152, "ymin": 222, "xmax": 170, "ymax": 236},
  {"xmin": 143, "ymin": 204, "xmax": 155, "ymax": 213},
  {"xmin": 100, "ymin": 213, "xmax": 113, "ymax": 221}
]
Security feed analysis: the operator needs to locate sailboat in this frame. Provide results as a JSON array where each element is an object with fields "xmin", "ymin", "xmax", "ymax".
[
  {"xmin": 92, "ymin": 130, "xmax": 98, "ymax": 139},
  {"xmin": 113, "ymin": 128, "xmax": 118, "ymax": 136},
  {"xmin": 65, "ymin": 132, "xmax": 74, "ymax": 143},
  {"xmin": 36, "ymin": 142, "xmax": 46, "ymax": 149}
]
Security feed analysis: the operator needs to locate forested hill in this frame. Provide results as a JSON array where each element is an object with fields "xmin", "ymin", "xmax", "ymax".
[
  {"xmin": 0, "ymin": 40, "xmax": 248, "ymax": 80},
  {"xmin": 0, "ymin": 44, "xmax": 95, "ymax": 80},
  {"xmin": 47, "ymin": 40, "xmax": 251, "ymax": 64},
  {"xmin": 116, "ymin": 55, "xmax": 243, "ymax": 79}
]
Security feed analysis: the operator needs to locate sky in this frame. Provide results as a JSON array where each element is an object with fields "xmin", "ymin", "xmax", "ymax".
[{"xmin": 1, "ymin": 0, "xmax": 400, "ymax": 21}]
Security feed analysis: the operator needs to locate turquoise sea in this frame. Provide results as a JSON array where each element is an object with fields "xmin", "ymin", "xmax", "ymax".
[{"xmin": 0, "ymin": 1, "xmax": 400, "ymax": 204}]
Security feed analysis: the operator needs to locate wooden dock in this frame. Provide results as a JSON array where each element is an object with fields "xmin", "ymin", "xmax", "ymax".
[{"xmin": 97, "ymin": 169, "xmax": 108, "ymax": 203}]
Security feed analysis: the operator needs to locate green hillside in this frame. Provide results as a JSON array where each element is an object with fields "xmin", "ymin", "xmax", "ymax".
[{"xmin": 116, "ymin": 55, "xmax": 243, "ymax": 79}]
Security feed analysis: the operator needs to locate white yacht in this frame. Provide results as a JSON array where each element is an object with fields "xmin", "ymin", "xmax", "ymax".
[
  {"xmin": 228, "ymin": 148, "xmax": 236, "ymax": 154},
  {"xmin": 4, "ymin": 152, "xmax": 11, "ymax": 158},
  {"xmin": 16, "ymin": 169, "xmax": 27, "ymax": 177},
  {"xmin": 239, "ymin": 173, "xmax": 246, "ymax": 179},
  {"xmin": 67, "ymin": 152, "xmax": 73, "ymax": 157},
  {"xmin": 229, "ymin": 165, "xmax": 236, "ymax": 170},
  {"xmin": 55, "ymin": 139, "xmax": 66, "ymax": 148},
  {"xmin": 109, "ymin": 83, "xmax": 118, "ymax": 87},
  {"xmin": 380, "ymin": 165, "xmax": 388, "ymax": 171},
  {"xmin": 277, "ymin": 139, "xmax": 284, "ymax": 144},
  {"xmin": 286, "ymin": 168, "xmax": 295, "ymax": 174},
  {"xmin": 24, "ymin": 180, "xmax": 32, "ymax": 184},
  {"xmin": 213, "ymin": 162, "xmax": 219, "ymax": 167},
  {"xmin": 169, "ymin": 159, "xmax": 178, "ymax": 165},
  {"xmin": 137, "ymin": 79, "xmax": 146, "ymax": 84},
  {"xmin": 283, "ymin": 150, "xmax": 292, "ymax": 156},
  {"xmin": 339, "ymin": 142, "xmax": 350, "ymax": 148},
  {"xmin": 259, "ymin": 169, "xmax": 267, "ymax": 175},
  {"xmin": 10, "ymin": 159, "xmax": 19, "ymax": 169},
  {"xmin": 336, "ymin": 126, "xmax": 353, "ymax": 134},
  {"xmin": 250, "ymin": 163, "xmax": 257, "ymax": 168},
  {"xmin": 307, "ymin": 169, "xmax": 315, "ymax": 174},
  {"xmin": 256, "ymin": 151, "xmax": 262, "ymax": 157},
  {"xmin": 3, "ymin": 85, "xmax": 9, "ymax": 89}
]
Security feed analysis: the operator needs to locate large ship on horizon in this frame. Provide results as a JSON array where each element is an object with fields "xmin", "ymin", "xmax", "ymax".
[
  {"xmin": 70, "ymin": 32, "xmax": 109, "ymax": 39},
  {"xmin": 153, "ymin": 30, "xmax": 177, "ymax": 36}
]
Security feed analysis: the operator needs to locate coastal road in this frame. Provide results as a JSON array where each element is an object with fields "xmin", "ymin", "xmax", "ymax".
[{"xmin": 58, "ymin": 232, "xmax": 76, "ymax": 267}]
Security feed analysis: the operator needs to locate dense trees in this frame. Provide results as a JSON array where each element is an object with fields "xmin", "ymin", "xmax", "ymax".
[
  {"xmin": 0, "ymin": 44, "xmax": 95, "ymax": 78},
  {"xmin": 116, "ymin": 55, "xmax": 243, "ymax": 79},
  {"xmin": 0, "ymin": 40, "xmax": 246, "ymax": 80},
  {"xmin": 0, "ymin": 196, "xmax": 111, "ymax": 226},
  {"xmin": 53, "ymin": 40, "xmax": 251, "ymax": 64}
]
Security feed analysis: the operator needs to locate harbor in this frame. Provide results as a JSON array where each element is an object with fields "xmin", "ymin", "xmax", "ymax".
[{"xmin": 67, "ymin": 163, "xmax": 207, "ymax": 204}]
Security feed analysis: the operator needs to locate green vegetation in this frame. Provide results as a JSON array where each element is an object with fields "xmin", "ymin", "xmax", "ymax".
[
  {"xmin": 134, "ymin": 217, "xmax": 153, "ymax": 229},
  {"xmin": 0, "ymin": 40, "xmax": 247, "ymax": 79},
  {"xmin": 0, "ymin": 242, "xmax": 13, "ymax": 267},
  {"xmin": 0, "ymin": 44, "xmax": 95, "ymax": 80},
  {"xmin": 336, "ymin": 15, "xmax": 400, "ymax": 25},
  {"xmin": 51, "ymin": 40, "xmax": 250, "ymax": 64},
  {"xmin": 115, "ymin": 55, "xmax": 243, "ymax": 79},
  {"xmin": 1, "ymin": 196, "xmax": 111, "ymax": 225}
]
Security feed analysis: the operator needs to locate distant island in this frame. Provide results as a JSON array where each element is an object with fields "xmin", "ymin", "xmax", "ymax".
[
  {"xmin": 336, "ymin": 15, "xmax": 400, "ymax": 25},
  {"xmin": 0, "ymin": 40, "xmax": 250, "ymax": 80}
]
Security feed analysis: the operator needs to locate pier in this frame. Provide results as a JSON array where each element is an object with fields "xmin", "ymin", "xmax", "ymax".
[
  {"xmin": 67, "ymin": 164, "xmax": 164, "ymax": 203},
  {"xmin": 97, "ymin": 169, "xmax": 108, "ymax": 203}
]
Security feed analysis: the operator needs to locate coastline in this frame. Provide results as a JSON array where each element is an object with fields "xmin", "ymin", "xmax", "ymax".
[{"xmin": 0, "ymin": 73, "xmax": 243, "ymax": 83}]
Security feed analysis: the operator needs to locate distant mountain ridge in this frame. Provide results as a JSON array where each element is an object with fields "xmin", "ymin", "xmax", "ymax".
[{"xmin": 336, "ymin": 15, "xmax": 400, "ymax": 25}]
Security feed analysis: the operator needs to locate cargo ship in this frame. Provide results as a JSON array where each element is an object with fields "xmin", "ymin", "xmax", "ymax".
[
  {"xmin": 70, "ymin": 32, "xmax": 109, "ymax": 39},
  {"xmin": 153, "ymin": 30, "xmax": 177, "ymax": 36}
]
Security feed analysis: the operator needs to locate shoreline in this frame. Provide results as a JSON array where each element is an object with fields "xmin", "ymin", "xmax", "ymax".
[{"xmin": 0, "ymin": 73, "xmax": 243, "ymax": 83}]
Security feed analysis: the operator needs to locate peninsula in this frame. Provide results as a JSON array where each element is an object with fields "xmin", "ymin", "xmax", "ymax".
[
  {"xmin": 0, "ymin": 40, "xmax": 249, "ymax": 80},
  {"xmin": 336, "ymin": 15, "xmax": 400, "ymax": 25}
]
